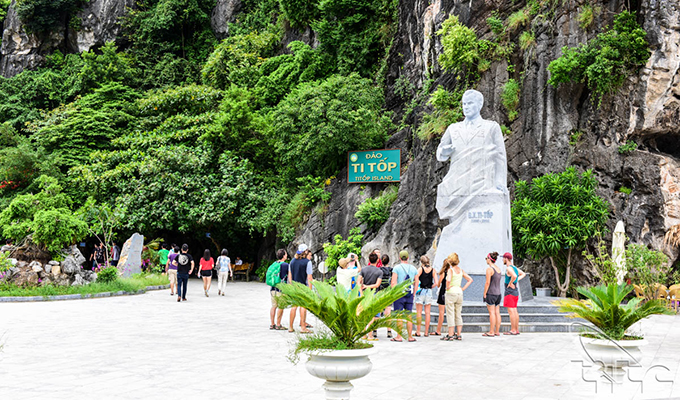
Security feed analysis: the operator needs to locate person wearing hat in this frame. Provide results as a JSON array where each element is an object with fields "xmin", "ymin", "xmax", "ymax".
[
  {"xmin": 502, "ymin": 252, "xmax": 525, "ymax": 335},
  {"xmin": 336, "ymin": 255, "xmax": 360, "ymax": 292},
  {"xmin": 390, "ymin": 250, "xmax": 418, "ymax": 342},
  {"xmin": 288, "ymin": 244, "xmax": 313, "ymax": 333}
]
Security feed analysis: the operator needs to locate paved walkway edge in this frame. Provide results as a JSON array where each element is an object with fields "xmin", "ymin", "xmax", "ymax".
[{"xmin": 0, "ymin": 284, "xmax": 171, "ymax": 302}]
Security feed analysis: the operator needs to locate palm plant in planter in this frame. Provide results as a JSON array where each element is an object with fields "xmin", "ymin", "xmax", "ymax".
[
  {"xmin": 276, "ymin": 280, "xmax": 413, "ymax": 399},
  {"xmin": 556, "ymin": 283, "xmax": 671, "ymax": 377}
]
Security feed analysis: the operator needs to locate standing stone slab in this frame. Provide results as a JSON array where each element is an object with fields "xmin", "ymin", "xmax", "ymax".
[{"xmin": 118, "ymin": 233, "xmax": 144, "ymax": 277}]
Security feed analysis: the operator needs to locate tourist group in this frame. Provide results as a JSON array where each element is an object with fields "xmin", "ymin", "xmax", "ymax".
[
  {"xmin": 267, "ymin": 246, "xmax": 526, "ymax": 340},
  {"xmin": 160, "ymin": 243, "xmax": 233, "ymax": 302}
]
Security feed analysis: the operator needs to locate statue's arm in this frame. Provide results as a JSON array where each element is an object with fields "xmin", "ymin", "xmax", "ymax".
[
  {"xmin": 436, "ymin": 128, "xmax": 455, "ymax": 161},
  {"xmin": 492, "ymin": 123, "xmax": 508, "ymax": 191}
]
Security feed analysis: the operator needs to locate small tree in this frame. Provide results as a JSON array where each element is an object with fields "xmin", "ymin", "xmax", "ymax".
[
  {"xmin": 77, "ymin": 198, "xmax": 125, "ymax": 266},
  {"xmin": 512, "ymin": 167, "xmax": 609, "ymax": 297},
  {"xmin": 625, "ymin": 244, "xmax": 669, "ymax": 301}
]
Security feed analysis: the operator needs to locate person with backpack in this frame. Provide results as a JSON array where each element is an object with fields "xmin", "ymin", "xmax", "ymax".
[
  {"xmin": 502, "ymin": 252, "xmax": 526, "ymax": 335},
  {"xmin": 216, "ymin": 248, "xmax": 232, "ymax": 296},
  {"xmin": 390, "ymin": 250, "xmax": 418, "ymax": 342},
  {"xmin": 267, "ymin": 249, "xmax": 289, "ymax": 330},
  {"xmin": 413, "ymin": 255, "xmax": 437, "ymax": 337}
]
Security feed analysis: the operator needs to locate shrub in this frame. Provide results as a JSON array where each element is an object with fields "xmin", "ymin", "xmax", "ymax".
[
  {"xmin": 270, "ymin": 74, "xmax": 393, "ymax": 179},
  {"xmin": 15, "ymin": 0, "xmax": 84, "ymax": 34},
  {"xmin": 619, "ymin": 186, "xmax": 632, "ymax": 195},
  {"xmin": 322, "ymin": 227, "xmax": 364, "ymax": 271},
  {"xmin": 486, "ymin": 13, "xmax": 505, "ymax": 36},
  {"xmin": 548, "ymin": 11, "xmax": 650, "ymax": 105},
  {"xmin": 138, "ymin": 84, "xmax": 222, "ymax": 117},
  {"xmin": 618, "ymin": 141, "xmax": 638, "ymax": 154},
  {"xmin": 416, "ymin": 86, "xmax": 464, "ymax": 140},
  {"xmin": 97, "ymin": 266, "xmax": 119, "ymax": 283},
  {"xmin": 507, "ymin": 10, "xmax": 529, "ymax": 31},
  {"xmin": 437, "ymin": 15, "xmax": 479, "ymax": 73},
  {"xmin": 625, "ymin": 244, "xmax": 670, "ymax": 301},
  {"xmin": 355, "ymin": 186, "xmax": 398, "ymax": 229},
  {"xmin": 578, "ymin": 4, "xmax": 601, "ymax": 30},
  {"xmin": 519, "ymin": 31, "xmax": 536, "ymax": 50},
  {"xmin": 501, "ymin": 78, "xmax": 521, "ymax": 121},
  {"xmin": 512, "ymin": 167, "xmax": 609, "ymax": 297},
  {"xmin": 280, "ymin": 0, "xmax": 320, "ymax": 29},
  {"xmin": 501, "ymin": 125, "xmax": 512, "ymax": 136}
]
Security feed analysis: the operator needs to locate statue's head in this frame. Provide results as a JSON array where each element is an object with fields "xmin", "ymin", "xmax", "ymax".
[{"xmin": 462, "ymin": 90, "xmax": 484, "ymax": 119}]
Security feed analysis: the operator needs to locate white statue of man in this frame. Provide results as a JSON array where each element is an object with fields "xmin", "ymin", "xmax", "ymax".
[{"xmin": 433, "ymin": 89, "xmax": 513, "ymax": 276}]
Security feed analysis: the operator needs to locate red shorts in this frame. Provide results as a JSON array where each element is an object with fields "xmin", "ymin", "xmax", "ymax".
[{"xmin": 503, "ymin": 294, "xmax": 518, "ymax": 308}]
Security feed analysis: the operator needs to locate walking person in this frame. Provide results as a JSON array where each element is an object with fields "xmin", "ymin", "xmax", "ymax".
[
  {"xmin": 268, "ymin": 249, "xmax": 289, "ymax": 330},
  {"xmin": 110, "ymin": 241, "xmax": 120, "ymax": 267},
  {"xmin": 502, "ymin": 252, "xmax": 526, "ymax": 335},
  {"xmin": 216, "ymin": 249, "xmax": 232, "ymax": 296},
  {"xmin": 199, "ymin": 249, "xmax": 214, "ymax": 297},
  {"xmin": 442, "ymin": 253, "xmax": 473, "ymax": 341},
  {"xmin": 166, "ymin": 245, "xmax": 180, "ymax": 296},
  {"xmin": 288, "ymin": 245, "xmax": 313, "ymax": 333},
  {"xmin": 414, "ymin": 255, "xmax": 437, "ymax": 337},
  {"xmin": 391, "ymin": 250, "xmax": 418, "ymax": 342},
  {"xmin": 482, "ymin": 252, "xmax": 502, "ymax": 337},
  {"xmin": 158, "ymin": 243, "xmax": 169, "ymax": 273},
  {"xmin": 173, "ymin": 244, "xmax": 194, "ymax": 302},
  {"xmin": 90, "ymin": 243, "xmax": 100, "ymax": 271},
  {"xmin": 359, "ymin": 253, "xmax": 383, "ymax": 341}
]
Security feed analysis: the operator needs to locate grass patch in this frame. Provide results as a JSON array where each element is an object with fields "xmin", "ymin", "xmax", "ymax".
[
  {"xmin": 579, "ymin": 4, "xmax": 601, "ymax": 30},
  {"xmin": 519, "ymin": 31, "xmax": 536, "ymax": 50},
  {"xmin": 0, "ymin": 273, "xmax": 168, "ymax": 297},
  {"xmin": 507, "ymin": 10, "xmax": 529, "ymax": 32},
  {"xmin": 501, "ymin": 78, "xmax": 521, "ymax": 121}
]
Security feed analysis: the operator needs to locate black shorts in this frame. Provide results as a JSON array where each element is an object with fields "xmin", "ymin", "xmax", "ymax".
[
  {"xmin": 200, "ymin": 270, "xmax": 212, "ymax": 277},
  {"xmin": 437, "ymin": 287, "xmax": 446, "ymax": 305},
  {"xmin": 485, "ymin": 294, "xmax": 501, "ymax": 306}
]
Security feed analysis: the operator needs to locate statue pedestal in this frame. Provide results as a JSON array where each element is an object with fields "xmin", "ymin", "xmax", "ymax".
[{"xmin": 433, "ymin": 193, "xmax": 512, "ymax": 276}]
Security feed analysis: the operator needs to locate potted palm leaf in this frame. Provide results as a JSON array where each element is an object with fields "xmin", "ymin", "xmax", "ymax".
[
  {"xmin": 276, "ymin": 280, "xmax": 413, "ymax": 400},
  {"xmin": 555, "ymin": 283, "xmax": 671, "ymax": 377}
]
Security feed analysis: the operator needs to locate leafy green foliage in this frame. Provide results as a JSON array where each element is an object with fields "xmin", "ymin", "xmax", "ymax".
[
  {"xmin": 280, "ymin": 0, "xmax": 320, "ymax": 29},
  {"xmin": 618, "ymin": 141, "xmax": 638, "ymax": 154},
  {"xmin": 279, "ymin": 176, "xmax": 332, "ymax": 243},
  {"xmin": 355, "ymin": 186, "xmax": 398, "ymax": 229},
  {"xmin": 625, "ymin": 244, "xmax": 670, "ymax": 301},
  {"xmin": 416, "ymin": 86, "xmax": 464, "ymax": 140},
  {"xmin": 276, "ymin": 280, "xmax": 413, "ymax": 352},
  {"xmin": 548, "ymin": 11, "xmax": 650, "ymax": 105},
  {"xmin": 0, "ymin": 0, "xmax": 12, "ymax": 25},
  {"xmin": 437, "ymin": 15, "xmax": 479, "ymax": 73},
  {"xmin": 619, "ymin": 186, "xmax": 632, "ymax": 195},
  {"xmin": 96, "ymin": 266, "xmax": 119, "ymax": 283},
  {"xmin": 512, "ymin": 167, "xmax": 609, "ymax": 296},
  {"xmin": 270, "ymin": 74, "xmax": 393, "ymax": 179},
  {"xmin": 15, "ymin": 0, "xmax": 84, "ymax": 34},
  {"xmin": 0, "ymin": 176, "xmax": 87, "ymax": 254},
  {"xmin": 578, "ymin": 4, "xmax": 600, "ymax": 30},
  {"xmin": 501, "ymin": 78, "xmax": 521, "ymax": 121},
  {"xmin": 0, "ymin": 273, "xmax": 168, "ymax": 296},
  {"xmin": 507, "ymin": 10, "xmax": 529, "ymax": 32},
  {"xmin": 486, "ymin": 13, "xmax": 505, "ymax": 36},
  {"xmin": 556, "ymin": 283, "xmax": 671, "ymax": 340},
  {"xmin": 569, "ymin": 130, "xmax": 584, "ymax": 146},
  {"xmin": 519, "ymin": 31, "xmax": 536, "ymax": 50},
  {"xmin": 201, "ymin": 31, "xmax": 280, "ymax": 90},
  {"xmin": 322, "ymin": 228, "xmax": 363, "ymax": 271},
  {"xmin": 582, "ymin": 237, "xmax": 620, "ymax": 286},
  {"xmin": 313, "ymin": 0, "xmax": 397, "ymax": 76}
]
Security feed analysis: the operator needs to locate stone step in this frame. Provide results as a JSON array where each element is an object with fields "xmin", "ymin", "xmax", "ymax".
[
  {"xmin": 372, "ymin": 322, "xmax": 583, "ymax": 335},
  {"xmin": 458, "ymin": 304, "xmax": 563, "ymax": 314},
  {"xmin": 415, "ymin": 313, "xmax": 572, "ymax": 323}
]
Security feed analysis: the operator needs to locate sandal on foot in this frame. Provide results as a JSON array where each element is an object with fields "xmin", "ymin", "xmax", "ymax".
[
  {"xmin": 455, "ymin": 335, "xmax": 462, "ymax": 340},
  {"xmin": 424, "ymin": 333, "xmax": 429, "ymax": 337},
  {"xmin": 432, "ymin": 332, "xmax": 441, "ymax": 336},
  {"xmin": 390, "ymin": 338, "xmax": 403, "ymax": 342},
  {"xmin": 444, "ymin": 335, "xmax": 456, "ymax": 341},
  {"xmin": 408, "ymin": 338, "xmax": 417, "ymax": 342},
  {"xmin": 440, "ymin": 335, "xmax": 450, "ymax": 341},
  {"xmin": 413, "ymin": 333, "xmax": 421, "ymax": 337},
  {"xmin": 269, "ymin": 325, "xmax": 276, "ymax": 330},
  {"xmin": 275, "ymin": 325, "xmax": 287, "ymax": 330},
  {"xmin": 482, "ymin": 333, "xmax": 494, "ymax": 337}
]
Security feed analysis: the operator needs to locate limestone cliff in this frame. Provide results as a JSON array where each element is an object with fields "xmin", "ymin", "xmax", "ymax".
[{"xmin": 295, "ymin": 0, "xmax": 680, "ymax": 290}]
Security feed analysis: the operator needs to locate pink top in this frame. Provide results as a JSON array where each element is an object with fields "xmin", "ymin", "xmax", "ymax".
[{"xmin": 200, "ymin": 257, "xmax": 214, "ymax": 271}]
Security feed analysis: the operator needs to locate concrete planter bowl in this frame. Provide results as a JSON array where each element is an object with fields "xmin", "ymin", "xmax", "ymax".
[
  {"xmin": 578, "ymin": 336, "xmax": 647, "ymax": 378},
  {"xmin": 305, "ymin": 347, "xmax": 377, "ymax": 400}
]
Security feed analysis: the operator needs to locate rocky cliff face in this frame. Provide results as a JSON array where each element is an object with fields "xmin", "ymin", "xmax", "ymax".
[
  {"xmin": 0, "ymin": 0, "xmax": 133, "ymax": 77},
  {"xmin": 295, "ymin": 0, "xmax": 680, "ymax": 290}
]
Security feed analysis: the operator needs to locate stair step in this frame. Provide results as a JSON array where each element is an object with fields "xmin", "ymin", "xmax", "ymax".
[
  {"xmin": 417, "ymin": 313, "xmax": 573, "ymax": 323},
  {"xmin": 405, "ymin": 322, "xmax": 586, "ymax": 334}
]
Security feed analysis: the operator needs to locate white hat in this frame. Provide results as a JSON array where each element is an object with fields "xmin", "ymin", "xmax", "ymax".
[{"xmin": 297, "ymin": 244, "xmax": 308, "ymax": 254}]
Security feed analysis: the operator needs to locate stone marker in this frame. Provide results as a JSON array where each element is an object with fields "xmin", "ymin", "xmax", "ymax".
[
  {"xmin": 118, "ymin": 233, "xmax": 144, "ymax": 277},
  {"xmin": 433, "ymin": 89, "xmax": 513, "ymax": 276}
]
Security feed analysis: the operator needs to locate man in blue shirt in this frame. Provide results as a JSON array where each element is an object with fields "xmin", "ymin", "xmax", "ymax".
[{"xmin": 391, "ymin": 250, "xmax": 418, "ymax": 342}]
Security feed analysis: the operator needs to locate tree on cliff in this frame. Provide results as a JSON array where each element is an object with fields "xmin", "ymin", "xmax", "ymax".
[{"xmin": 511, "ymin": 167, "xmax": 609, "ymax": 297}]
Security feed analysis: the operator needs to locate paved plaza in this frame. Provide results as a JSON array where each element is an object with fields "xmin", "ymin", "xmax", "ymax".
[{"xmin": 1, "ymin": 280, "xmax": 679, "ymax": 400}]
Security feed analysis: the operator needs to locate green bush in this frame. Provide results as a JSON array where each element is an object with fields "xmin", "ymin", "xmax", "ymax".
[
  {"xmin": 280, "ymin": 0, "xmax": 320, "ymax": 28},
  {"xmin": 322, "ymin": 227, "xmax": 364, "ymax": 271},
  {"xmin": 618, "ymin": 141, "xmax": 638, "ymax": 154},
  {"xmin": 512, "ymin": 167, "xmax": 609, "ymax": 297},
  {"xmin": 625, "ymin": 244, "xmax": 670, "ymax": 301},
  {"xmin": 507, "ymin": 10, "xmax": 529, "ymax": 31},
  {"xmin": 579, "ymin": 4, "xmax": 600, "ymax": 30},
  {"xmin": 486, "ymin": 13, "xmax": 504, "ymax": 36},
  {"xmin": 437, "ymin": 15, "xmax": 479, "ymax": 73},
  {"xmin": 548, "ymin": 11, "xmax": 650, "ymax": 105},
  {"xmin": 618, "ymin": 186, "xmax": 632, "ymax": 195},
  {"xmin": 0, "ymin": 176, "xmax": 87, "ymax": 254},
  {"xmin": 355, "ymin": 186, "xmax": 398, "ymax": 229},
  {"xmin": 97, "ymin": 267, "xmax": 119, "ymax": 283},
  {"xmin": 519, "ymin": 31, "xmax": 536, "ymax": 50},
  {"xmin": 416, "ymin": 86, "xmax": 464, "ymax": 140},
  {"xmin": 500, "ymin": 78, "xmax": 521, "ymax": 121},
  {"xmin": 270, "ymin": 74, "xmax": 393, "ymax": 179}
]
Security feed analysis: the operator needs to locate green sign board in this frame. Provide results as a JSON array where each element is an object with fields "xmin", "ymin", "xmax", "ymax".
[{"xmin": 347, "ymin": 149, "xmax": 401, "ymax": 183}]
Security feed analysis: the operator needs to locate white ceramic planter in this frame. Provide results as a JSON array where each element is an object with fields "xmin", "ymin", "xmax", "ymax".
[
  {"xmin": 579, "ymin": 336, "xmax": 647, "ymax": 378},
  {"xmin": 305, "ymin": 347, "xmax": 377, "ymax": 400}
]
